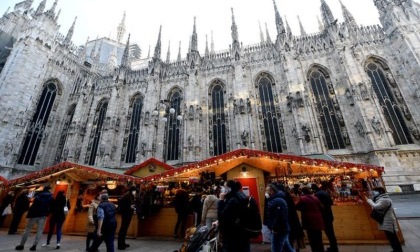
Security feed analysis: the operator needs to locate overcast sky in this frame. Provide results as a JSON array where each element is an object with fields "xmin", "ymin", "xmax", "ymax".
[{"xmin": 1, "ymin": 0, "xmax": 418, "ymax": 60}]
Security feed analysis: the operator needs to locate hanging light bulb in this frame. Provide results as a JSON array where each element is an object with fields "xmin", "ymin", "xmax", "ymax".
[
  {"xmin": 169, "ymin": 108, "xmax": 175, "ymax": 114},
  {"xmin": 152, "ymin": 109, "xmax": 159, "ymax": 116},
  {"xmin": 177, "ymin": 114, "xmax": 183, "ymax": 121},
  {"xmin": 162, "ymin": 117, "xmax": 168, "ymax": 123}
]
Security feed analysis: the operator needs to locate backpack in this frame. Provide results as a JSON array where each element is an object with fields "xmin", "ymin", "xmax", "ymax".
[{"xmin": 236, "ymin": 195, "xmax": 262, "ymax": 238}]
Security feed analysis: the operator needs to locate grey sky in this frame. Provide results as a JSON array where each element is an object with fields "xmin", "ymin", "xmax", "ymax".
[{"xmin": 1, "ymin": 0, "xmax": 415, "ymax": 60}]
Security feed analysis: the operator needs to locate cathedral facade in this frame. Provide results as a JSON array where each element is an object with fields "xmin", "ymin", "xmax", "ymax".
[{"xmin": 0, "ymin": 0, "xmax": 420, "ymax": 192}]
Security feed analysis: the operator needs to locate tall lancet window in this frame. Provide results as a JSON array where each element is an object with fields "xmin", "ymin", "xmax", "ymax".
[
  {"xmin": 55, "ymin": 104, "xmax": 76, "ymax": 162},
  {"xmin": 257, "ymin": 73, "xmax": 284, "ymax": 153},
  {"xmin": 86, "ymin": 99, "xmax": 108, "ymax": 165},
  {"xmin": 18, "ymin": 83, "xmax": 58, "ymax": 165},
  {"xmin": 164, "ymin": 90, "xmax": 182, "ymax": 161},
  {"xmin": 365, "ymin": 60, "xmax": 413, "ymax": 145},
  {"xmin": 125, "ymin": 95, "xmax": 143, "ymax": 163},
  {"xmin": 309, "ymin": 68, "xmax": 346, "ymax": 149},
  {"xmin": 210, "ymin": 81, "xmax": 227, "ymax": 156}
]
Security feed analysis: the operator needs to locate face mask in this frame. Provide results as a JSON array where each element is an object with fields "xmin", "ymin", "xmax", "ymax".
[
  {"xmin": 132, "ymin": 191, "xmax": 136, "ymax": 196},
  {"xmin": 265, "ymin": 192, "xmax": 270, "ymax": 199},
  {"xmin": 372, "ymin": 191, "xmax": 380, "ymax": 197},
  {"xmin": 221, "ymin": 186, "xmax": 231, "ymax": 194}
]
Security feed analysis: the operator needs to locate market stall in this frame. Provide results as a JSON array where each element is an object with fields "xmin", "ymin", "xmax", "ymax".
[
  {"xmin": 3, "ymin": 161, "xmax": 141, "ymax": 236},
  {"xmin": 137, "ymin": 149, "xmax": 402, "ymax": 244}
]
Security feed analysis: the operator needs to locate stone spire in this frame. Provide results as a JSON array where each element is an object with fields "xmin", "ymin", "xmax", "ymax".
[
  {"xmin": 265, "ymin": 23, "xmax": 272, "ymax": 44},
  {"xmin": 54, "ymin": 9, "xmax": 61, "ymax": 22},
  {"xmin": 273, "ymin": 0, "xmax": 286, "ymax": 35},
  {"xmin": 108, "ymin": 40, "xmax": 118, "ymax": 70},
  {"xmin": 166, "ymin": 41, "xmax": 171, "ymax": 63},
  {"xmin": 117, "ymin": 11, "xmax": 126, "ymax": 43},
  {"xmin": 191, "ymin": 17, "xmax": 198, "ymax": 51},
  {"xmin": 320, "ymin": 0, "xmax": 336, "ymax": 27},
  {"xmin": 259, "ymin": 21, "xmax": 265, "ymax": 44},
  {"xmin": 121, "ymin": 33, "xmax": 130, "ymax": 68},
  {"xmin": 340, "ymin": 0, "xmax": 357, "ymax": 28},
  {"xmin": 284, "ymin": 16, "xmax": 292, "ymax": 37},
  {"xmin": 297, "ymin": 15, "xmax": 306, "ymax": 36},
  {"xmin": 211, "ymin": 31, "xmax": 215, "ymax": 54},
  {"xmin": 205, "ymin": 35, "xmax": 209, "ymax": 56},
  {"xmin": 94, "ymin": 40, "xmax": 103, "ymax": 63},
  {"xmin": 89, "ymin": 37, "xmax": 99, "ymax": 60},
  {"xmin": 231, "ymin": 8, "xmax": 239, "ymax": 46},
  {"xmin": 177, "ymin": 41, "xmax": 181, "ymax": 61},
  {"xmin": 64, "ymin": 16, "xmax": 77, "ymax": 45},
  {"xmin": 80, "ymin": 36, "xmax": 89, "ymax": 63},
  {"xmin": 153, "ymin": 26, "xmax": 162, "ymax": 59},
  {"xmin": 3, "ymin": 7, "xmax": 10, "ymax": 16},
  {"xmin": 45, "ymin": 0, "xmax": 58, "ymax": 18},
  {"xmin": 35, "ymin": 0, "xmax": 47, "ymax": 16},
  {"xmin": 317, "ymin": 15, "xmax": 324, "ymax": 31},
  {"xmin": 147, "ymin": 45, "xmax": 150, "ymax": 58}
]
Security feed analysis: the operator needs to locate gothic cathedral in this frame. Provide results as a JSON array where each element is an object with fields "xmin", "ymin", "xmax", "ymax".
[{"xmin": 0, "ymin": 0, "xmax": 420, "ymax": 192}]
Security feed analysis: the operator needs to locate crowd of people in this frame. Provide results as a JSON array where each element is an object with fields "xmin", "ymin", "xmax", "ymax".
[{"xmin": 0, "ymin": 178, "xmax": 403, "ymax": 252}]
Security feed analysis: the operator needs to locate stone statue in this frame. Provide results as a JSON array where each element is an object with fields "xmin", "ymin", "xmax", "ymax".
[
  {"xmin": 386, "ymin": 71, "xmax": 396, "ymax": 87},
  {"xmin": 233, "ymin": 99, "xmax": 239, "ymax": 115},
  {"xmin": 302, "ymin": 124, "xmax": 311, "ymax": 142},
  {"xmin": 345, "ymin": 88, "xmax": 355, "ymax": 106},
  {"xmin": 359, "ymin": 82, "xmax": 370, "ymax": 100},
  {"xmin": 246, "ymin": 98, "xmax": 252, "ymax": 113},
  {"xmin": 241, "ymin": 130, "xmax": 249, "ymax": 147},
  {"xmin": 409, "ymin": 125, "xmax": 420, "ymax": 140},
  {"xmin": 141, "ymin": 141, "xmax": 147, "ymax": 156},
  {"xmin": 196, "ymin": 106, "xmax": 203, "ymax": 121},
  {"xmin": 239, "ymin": 98, "xmax": 245, "ymax": 114},
  {"xmin": 371, "ymin": 117, "xmax": 382, "ymax": 135},
  {"xmin": 328, "ymin": 82, "xmax": 335, "ymax": 95},
  {"xmin": 342, "ymin": 129, "xmax": 351, "ymax": 145},
  {"xmin": 394, "ymin": 89, "xmax": 403, "ymax": 103},
  {"xmin": 401, "ymin": 104, "xmax": 412, "ymax": 120},
  {"xmin": 189, "ymin": 105, "xmax": 195, "ymax": 120},
  {"xmin": 355, "ymin": 120, "xmax": 365, "ymax": 137},
  {"xmin": 188, "ymin": 135, "xmax": 194, "ymax": 150}
]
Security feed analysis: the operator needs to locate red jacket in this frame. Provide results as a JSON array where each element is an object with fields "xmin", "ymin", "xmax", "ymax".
[{"xmin": 296, "ymin": 194, "xmax": 325, "ymax": 231}]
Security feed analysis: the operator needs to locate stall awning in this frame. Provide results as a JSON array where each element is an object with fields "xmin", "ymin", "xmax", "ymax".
[
  {"xmin": 0, "ymin": 175, "xmax": 8, "ymax": 186},
  {"xmin": 8, "ymin": 161, "xmax": 141, "ymax": 187},
  {"xmin": 124, "ymin": 158, "xmax": 175, "ymax": 177},
  {"xmin": 142, "ymin": 149, "xmax": 384, "ymax": 182}
]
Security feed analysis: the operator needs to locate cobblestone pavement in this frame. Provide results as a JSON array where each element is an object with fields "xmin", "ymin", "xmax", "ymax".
[{"xmin": 1, "ymin": 193, "xmax": 419, "ymax": 252}]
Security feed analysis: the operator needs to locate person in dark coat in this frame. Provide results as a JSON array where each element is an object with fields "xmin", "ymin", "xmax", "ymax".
[
  {"xmin": 315, "ymin": 182, "xmax": 339, "ymax": 252},
  {"xmin": 8, "ymin": 190, "xmax": 30, "ymax": 234},
  {"xmin": 15, "ymin": 185, "xmax": 53, "ymax": 251},
  {"xmin": 218, "ymin": 180, "xmax": 250, "ymax": 252},
  {"xmin": 276, "ymin": 184, "xmax": 305, "ymax": 251},
  {"xmin": 43, "ymin": 190, "xmax": 69, "ymax": 249},
  {"xmin": 296, "ymin": 186, "xmax": 325, "ymax": 252},
  {"xmin": 264, "ymin": 184, "xmax": 295, "ymax": 252},
  {"xmin": 89, "ymin": 193, "xmax": 117, "ymax": 252},
  {"xmin": 0, "ymin": 191, "xmax": 15, "ymax": 227},
  {"xmin": 117, "ymin": 186, "xmax": 137, "ymax": 250},
  {"xmin": 173, "ymin": 185, "xmax": 190, "ymax": 238}
]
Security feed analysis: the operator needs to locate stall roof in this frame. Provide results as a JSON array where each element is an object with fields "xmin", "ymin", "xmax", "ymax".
[
  {"xmin": 8, "ymin": 161, "xmax": 141, "ymax": 187},
  {"xmin": 142, "ymin": 149, "xmax": 385, "ymax": 182},
  {"xmin": 124, "ymin": 157, "xmax": 175, "ymax": 176}
]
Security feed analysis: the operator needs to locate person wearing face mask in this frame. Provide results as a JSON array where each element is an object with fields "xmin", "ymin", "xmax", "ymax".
[
  {"xmin": 218, "ymin": 180, "xmax": 250, "ymax": 252},
  {"xmin": 365, "ymin": 187, "xmax": 403, "ymax": 252},
  {"xmin": 264, "ymin": 183, "xmax": 295, "ymax": 252},
  {"xmin": 117, "ymin": 186, "xmax": 137, "ymax": 250},
  {"xmin": 85, "ymin": 192, "xmax": 102, "ymax": 251}
]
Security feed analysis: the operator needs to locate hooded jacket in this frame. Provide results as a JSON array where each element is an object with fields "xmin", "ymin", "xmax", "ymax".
[{"xmin": 367, "ymin": 193, "xmax": 398, "ymax": 232}]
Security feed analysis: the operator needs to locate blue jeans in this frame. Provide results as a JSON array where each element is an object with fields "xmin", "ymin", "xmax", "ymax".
[
  {"xmin": 271, "ymin": 232, "xmax": 295, "ymax": 252},
  {"xmin": 46, "ymin": 216, "xmax": 65, "ymax": 244}
]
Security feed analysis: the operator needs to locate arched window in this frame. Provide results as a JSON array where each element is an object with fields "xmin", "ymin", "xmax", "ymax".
[
  {"xmin": 55, "ymin": 104, "xmax": 76, "ymax": 161},
  {"xmin": 125, "ymin": 95, "xmax": 143, "ymax": 163},
  {"xmin": 164, "ymin": 90, "xmax": 182, "ymax": 161},
  {"xmin": 309, "ymin": 69, "xmax": 346, "ymax": 149},
  {"xmin": 87, "ymin": 100, "xmax": 108, "ymax": 165},
  {"xmin": 18, "ymin": 83, "xmax": 57, "ymax": 165},
  {"xmin": 257, "ymin": 73, "xmax": 284, "ymax": 153},
  {"xmin": 365, "ymin": 61, "xmax": 413, "ymax": 145},
  {"xmin": 210, "ymin": 81, "xmax": 227, "ymax": 156}
]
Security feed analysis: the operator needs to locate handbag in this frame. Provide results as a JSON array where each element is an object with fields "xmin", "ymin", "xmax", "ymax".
[
  {"xmin": 370, "ymin": 203, "xmax": 392, "ymax": 224},
  {"xmin": 2, "ymin": 204, "xmax": 12, "ymax": 216},
  {"xmin": 64, "ymin": 198, "xmax": 69, "ymax": 215}
]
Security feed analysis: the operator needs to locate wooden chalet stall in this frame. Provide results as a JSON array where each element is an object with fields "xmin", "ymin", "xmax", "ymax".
[
  {"xmin": 0, "ymin": 175, "xmax": 8, "ymax": 205},
  {"xmin": 138, "ymin": 149, "xmax": 403, "ymax": 244},
  {"xmin": 4, "ymin": 162, "xmax": 141, "ymax": 236}
]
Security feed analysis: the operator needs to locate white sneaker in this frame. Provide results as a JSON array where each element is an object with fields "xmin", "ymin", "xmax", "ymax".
[
  {"xmin": 56, "ymin": 243, "xmax": 60, "ymax": 249},
  {"xmin": 41, "ymin": 243, "xmax": 49, "ymax": 247}
]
